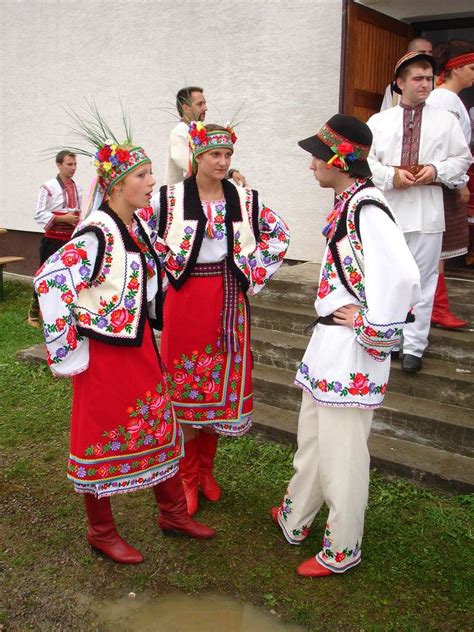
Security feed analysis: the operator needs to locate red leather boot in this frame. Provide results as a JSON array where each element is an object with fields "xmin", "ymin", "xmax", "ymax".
[
  {"xmin": 431, "ymin": 273, "xmax": 468, "ymax": 329},
  {"xmin": 197, "ymin": 431, "xmax": 221, "ymax": 502},
  {"xmin": 83, "ymin": 494, "xmax": 144, "ymax": 564},
  {"xmin": 153, "ymin": 474, "xmax": 216, "ymax": 539},
  {"xmin": 179, "ymin": 437, "xmax": 199, "ymax": 515}
]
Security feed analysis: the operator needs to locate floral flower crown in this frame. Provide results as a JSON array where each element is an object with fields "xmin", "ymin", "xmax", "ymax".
[
  {"xmin": 187, "ymin": 121, "xmax": 237, "ymax": 158},
  {"xmin": 94, "ymin": 143, "xmax": 150, "ymax": 194},
  {"xmin": 317, "ymin": 124, "xmax": 369, "ymax": 172}
]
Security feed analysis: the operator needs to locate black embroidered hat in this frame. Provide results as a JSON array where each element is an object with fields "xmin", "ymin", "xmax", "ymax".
[
  {"xmin": 392, "ymin": 51, "xmax": 436, "ymax": 94},
  {"xmin": 298, "ymin": 114, "xmax": 372, "ymax": 178}
]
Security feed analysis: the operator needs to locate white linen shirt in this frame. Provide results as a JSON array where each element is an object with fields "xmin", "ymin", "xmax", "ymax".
[
  {"xmin": 164, "ymin": 121, "xmax": 190, "ymax": 185},
  {"xmin": 367, "ymin": 103, "xmax": 472, "ymax": 233},
  {"xmin": 34, "ymin": 177, "xmax": 82, "ymax": 230}
]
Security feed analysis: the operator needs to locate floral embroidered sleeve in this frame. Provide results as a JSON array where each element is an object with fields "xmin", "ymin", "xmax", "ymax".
[
  {"xmin": 34, "ymin": 233, "xmax": 99, "ymax": 376},
  {"xmin": 247, "ymin": 201, "xmax": 290, "ymax": 296},
  {"xmin": 352, "ymin": 205, "xmax": 420, "ymax": 362},
  {"xmin": 136, "ymin": 197, "xmax": 169, "ymax": 290}
]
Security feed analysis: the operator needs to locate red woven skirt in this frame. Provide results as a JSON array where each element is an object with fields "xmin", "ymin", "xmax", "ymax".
[
  {"xmin": 161, "ymin": 262, "xmax": 253, "ymax": 436},
  {"xmin": 68, "ymin": 319, "xmax": 182, "ymax": 498},
  {"xmin": 441, "ymin": 187, "xmax": 469, "ymax": 258}
]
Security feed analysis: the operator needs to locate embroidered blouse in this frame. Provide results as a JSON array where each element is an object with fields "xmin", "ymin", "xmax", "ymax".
[{"xmin": 141, "ymin": 190, "xmax": 290, "ymax": 295}]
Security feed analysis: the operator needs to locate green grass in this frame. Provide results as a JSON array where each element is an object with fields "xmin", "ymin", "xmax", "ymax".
[{"xmin": 1, "ymin": 281, "xmax": 473, "ymax": 631}]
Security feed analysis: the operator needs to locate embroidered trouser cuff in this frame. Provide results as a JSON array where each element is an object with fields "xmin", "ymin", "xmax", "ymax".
[{"xmin": 278, "ymin": 391, "xmax": 373, "ymax": 573}]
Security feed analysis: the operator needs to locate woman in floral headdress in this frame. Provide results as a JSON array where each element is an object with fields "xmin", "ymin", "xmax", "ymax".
[
  {"xmin": 34, "ymin": 107, "xmax": 215, "ymax": 565},
  {"xmin": 428, "ymin": 40, "xmax": 474, "ymax": 329},
  {"xmin": 139, "ymin": 123, "xmax": 290, "ymax": 516}
]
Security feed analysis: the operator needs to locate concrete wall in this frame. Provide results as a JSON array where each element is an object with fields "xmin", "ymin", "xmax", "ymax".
[{"xmin": 0, "ymin": 0, "xmax": 343, "ymax": 264}]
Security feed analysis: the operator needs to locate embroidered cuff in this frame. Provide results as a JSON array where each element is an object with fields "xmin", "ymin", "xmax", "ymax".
[{"xmin": 353, "ymin": 308, "xmax": 404, "ymax": 362}]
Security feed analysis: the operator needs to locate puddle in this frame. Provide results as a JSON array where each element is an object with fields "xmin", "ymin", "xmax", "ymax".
[{"xmin": 90, "ymin": 592, "xmax": 305, "ymax": 631}]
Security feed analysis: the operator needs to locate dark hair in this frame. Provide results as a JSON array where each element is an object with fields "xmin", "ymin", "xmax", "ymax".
[
  {"xmin": 398, "ymin": 59, "xmax": 433, "ymax": 82},
  {"xmin": 203, "ymin": 124, "xmax": 227, "ymax": 133},
  {"xmin": 433, "ymin": 40, "xmax": 474, "ymax": 75},
  {"xmin": 55, "ymin": 150, "xmax": 76, "ymax": 164},
  {"xmin": 176, "ymin": 86, "xmax": 204, "ymax": 117}
]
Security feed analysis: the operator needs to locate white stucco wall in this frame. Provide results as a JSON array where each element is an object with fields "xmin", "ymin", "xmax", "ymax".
[{"xmin": 0, "ymin": 0, "xmax": 342, "ymax": 262}]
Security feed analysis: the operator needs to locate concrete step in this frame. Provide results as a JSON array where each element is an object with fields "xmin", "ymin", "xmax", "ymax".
[
  {"xmin": 427, "ymin": 326, "xmax": 474, "ymax": 365},
  {"xmin": 249, "ymin": 298, "xmax": 314, "ymax": 337},
  {"xmin": 251, "ymin": 327, "xmax": 474, "ymax": 407},
  {"xmin": 250, "ymin": 299, "xmax": 474, "ymax": 364},
  {"xmin": 388, "ymin": 355, "xmax": 474, "ymax": 408},
  {"xmin": 251, "ymin": 401, "xmax": 474, "ymax": 493},
  {"xmin": 442, "ymin": 279, "xmax": 474, "ymax": 323},
  {"xmin": 252, "ymin": 363, "xmax": 474, "ymax": 456}
]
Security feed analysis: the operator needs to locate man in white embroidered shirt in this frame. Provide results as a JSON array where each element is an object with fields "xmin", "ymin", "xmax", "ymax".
[
  {"xmin": 164, "ymin": 86, "xmax": 246, "ymax": 187},
  {"xmin": 28, "ymin": 151, "xmax": 82, "ymax": 327},
  {"xmin": 367, "ymin": 52, "xmax": 471, "ymax": 373}
]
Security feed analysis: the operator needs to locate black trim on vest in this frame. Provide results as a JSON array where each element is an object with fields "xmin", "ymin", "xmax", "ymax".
[
  {"xmin": 99, "ymin": 203, "xmax": 141, "ymax": 254},
  {"xmin": 73, "ymin": 225, "xmax": 106, "ymax": 284},
  {"xmin": 75, "ymin": 204, "xmax": 148, "ymax": 347},
  {"xmin": 165, "ymin": 175, "xmax": 252, "ymax": 291},
  {"xmin": 221, "ymin": 178, "xmax": 250, "ymax": 292},
  {"xmin": 134, "ymin": 213, "xmax": 164, "ymax": 331},
  {"xmin": 165, "ymin": 176, "xmax": 207, "ymax": 290},
  {"xmin": 251, "ymin": 189, "xmax": 260, "ymax": 242},
  {"xmin": 329, "ymin": 184, "xmax": 395, "ymax": 302},
  {"xmin": 158, "ymin": 185, "xmax": 168, "ymax": 238}
]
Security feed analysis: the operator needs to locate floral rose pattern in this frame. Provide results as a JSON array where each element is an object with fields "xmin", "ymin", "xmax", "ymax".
[
  {"xmin": 353, "ymin": 309, "xmax": 403, "ymax": 362},
  {"xmin": 167, "ymin": 297, "xmax": 248, "ymax": 425},
  {"xmin": 279, "ymin": 496, "xmax": 310, "ymax": 539},
  {"xmin": 320, "ymin": 523, "xmax": 360, "ymax": 566},
  {"xmin": 318, "ymin": 248, "xmax": 337, "ymax": 298},
  {"xmin": 298, "ymin": 363, "xmax": 387, "ymax": 400},
  {"xmin": 68, "ymin": 382, "xmax": 181, "ymax": 486},
  {"xmin": 39, "ymin": 240, "xmax": 92, "ymax": 366}
]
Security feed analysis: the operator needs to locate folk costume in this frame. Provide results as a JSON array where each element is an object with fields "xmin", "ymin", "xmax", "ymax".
[
  {"xmin": 272, "ymin": 115, "xmax": 420, "ymax": 577},
  {"xmin": 141, "ymin": 123, "xmax": 290, "ymax": 514},
  {"xmin": 34, "ymin": 108, "xmax": 215, "ymax": 565},
  {"xmin": 367, "ymin": 52, "xmax": 471, "ymax": 366},
  {"xmin": 29, "ymin": 172, "xmax": 82, "ymax": 326},
  {"xmin": 427, "ymin": 49, "xmax": 474, "ymax": 329}
]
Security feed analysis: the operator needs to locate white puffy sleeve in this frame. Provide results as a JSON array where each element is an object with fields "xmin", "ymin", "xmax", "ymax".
[
  {"xmin": 34, "ymin": 233, "xmax": 99, "ymax": 376},
  {"xmin": 136, "ymin": 196, "xmax": 169, "ymax": 290},
  {"xmin": 247, "ymin": 200, "xmax": 290, "ymax": 296}
]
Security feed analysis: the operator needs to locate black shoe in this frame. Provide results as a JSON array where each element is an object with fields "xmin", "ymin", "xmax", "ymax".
[{"xmin": 401, "ymin": 354, "xmax": 422, "ymax": 373}]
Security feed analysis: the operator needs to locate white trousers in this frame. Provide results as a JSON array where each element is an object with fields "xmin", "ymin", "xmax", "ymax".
[
  {"xmin": 277, "ymin": 391, "xmax": 373, "ymax": 573},
  {"xmin": 402, "ymin": 231, "xmax": 442, "ymax": 357}
]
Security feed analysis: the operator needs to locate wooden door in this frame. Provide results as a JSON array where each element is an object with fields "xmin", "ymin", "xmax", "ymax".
[{"xmin": 341, "ymin": 0, "xmax": 415, "ymax": 121}]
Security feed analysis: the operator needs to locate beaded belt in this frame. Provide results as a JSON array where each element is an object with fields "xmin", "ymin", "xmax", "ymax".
[{"xmin": 190, "ymin": 261, "xmax": 240, "ymax": 351}]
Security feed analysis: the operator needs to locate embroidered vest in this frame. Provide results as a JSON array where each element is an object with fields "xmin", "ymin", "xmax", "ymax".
[
  {"xmin": 329, "ymin": 184, "xmax": 396, "ymax": 307},
  {"xmin": 73, "ymin": 206, "xmax": 162, "ymax": 346},
  {"xmin": 158, "ymin": 176, "xmax": 260, "ymax": 291}
]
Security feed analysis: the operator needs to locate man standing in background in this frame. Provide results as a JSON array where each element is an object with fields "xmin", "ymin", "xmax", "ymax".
[
  {"xmin": 164, "ymin": 86, "xmax": 246, "ymax": 186},
  {"xmin": 368, "ymin": 52, "xmax": 471, "ymax": 373},
  {"xmin": 380, "ymin": 37, "xmax": 434, "ymax": 111},
  {"xmin": 27, "ymin": 151, "xmax": 81, "ymax": 327}
]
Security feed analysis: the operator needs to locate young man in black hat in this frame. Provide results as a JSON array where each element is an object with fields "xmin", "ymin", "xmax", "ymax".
[
  {"xmin": 367, "ymin": 52, "xmax": 471, "ymax": 373},
  {"xmin": 271, "ymin": 115, "xmax": 420, "ymax": 577}
]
